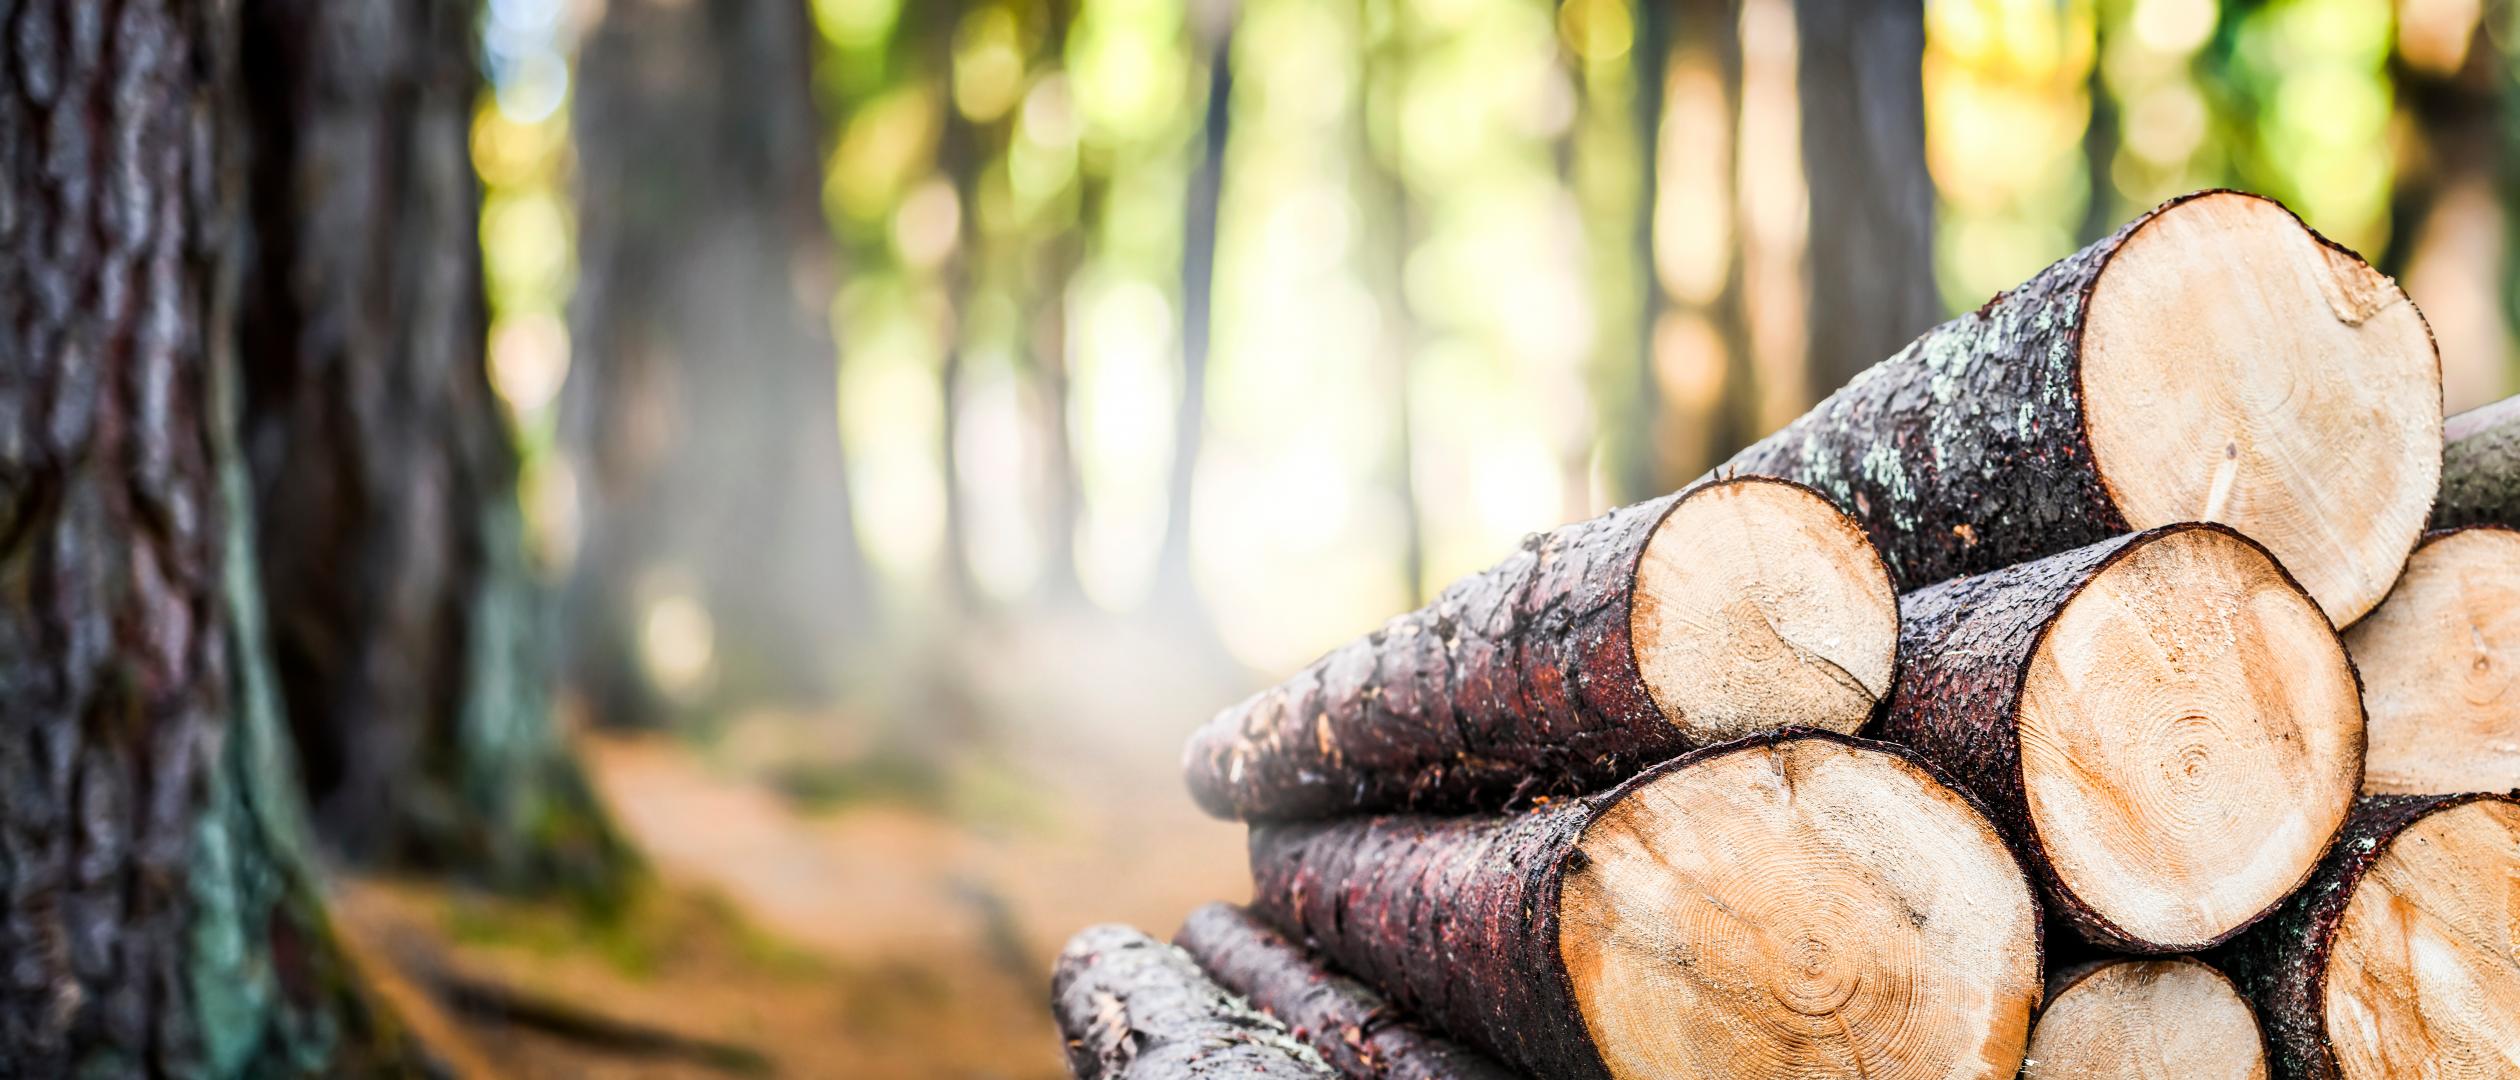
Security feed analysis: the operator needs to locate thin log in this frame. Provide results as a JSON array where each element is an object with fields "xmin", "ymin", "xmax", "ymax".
[
  {"xmin": 1053, "ymin": 924, "xmax": 1335, "ymax": 1079},
  {"xmin": 1720, "ymin": 189, "xmax": 2440, "ymax": 628},
  {"xmin": 1247, "ymin": 731, "xmax": 2041, "ymax": 1080},
  {"xmin": 2342, "ymin": 525, "xmax": 2520, "ymax": 794},
  {"xmin": 1173, "ymin": 902, "xmax": 1516, "ymax": 1080},
  {"xmin": 2023, "ymin": 958, "xmax": 2269, "ymax": 1080},
  {"xmin": 1881, "ymin": 522, "xmax": 2362, "ymax": 952},
  {"xmin": 1183, "ymin": 477, "xmax": 1896, "ymax": 820},
  {"xmin": 2435, "ymin": 394, "xmax": 2520, "ymax": 529},
  {"xmin": 2216, "ymin": 793, "xmax": 2520, "ymax": 1080}
]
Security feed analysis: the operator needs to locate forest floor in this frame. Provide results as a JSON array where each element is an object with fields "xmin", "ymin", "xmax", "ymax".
[{"xmin": 332, "ymin": 611, "xmax": 1256, "ymax": 1078}]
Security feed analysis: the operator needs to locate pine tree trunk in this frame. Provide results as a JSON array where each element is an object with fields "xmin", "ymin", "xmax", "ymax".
[
  {"xmin": 1790, "ymin": 0, "xmax": 1939, "ymax": 395},
  {"xmin": 1183, "ymin": 477, "xmax": 1896, "ymax": 820},
  {"xmin": 1718, "ymin": 190, "xmax": 2440, "ymax": 628},
  {"xmin": 1172, "ymin": 902, "xmax": 1516, "ymax": 1080},
  {"xmin": 2436, "ymin": 393, "xmax": 2520, "ymax": 528},
  {"xmin": 568, "ymin": 0, "xmax": 870, "ymax": 726},
  {"xmin": 2215, "ymin": 793, "xmax": 2520, "ymax": 1080},
  {"xmin": 0, "ymin": 0, "xmax": 419, "ymax": 1070},
  {"xmin": 1052, "ymin": 924, "xmax": 1334, "ymax": 1079},
  {"xmin": 1881, "ymin": 523, "xmax": 2361, "ymax": 952},
  {"xmin": 232, "ymin": 0, "xmax": 632, "ymax": 895},
  {"xmin": 1246, "ymin": 731, "xmax": 2042, "ymax": 1080}
]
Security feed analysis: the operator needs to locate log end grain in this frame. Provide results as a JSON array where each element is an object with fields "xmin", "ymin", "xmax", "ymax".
[
  {"xmin": 2317, "ymin": 797, "xmax": 2520, "ymax": 1078},
  {"xmin": 2016, "ymin": 523, "xmax": 2362, "ymax": 950},
  {"xmin": 1630, "ymin": 477, "xmax": 1899, "ymax": 745},
  {"xmin": 1052, "ymin": 924, "xmax": 1335, "ymax": 1079},
  {"xmin": 2024, "ymin": 958, "xmax": 2268, "ymax": 1080},
  {"xmin": 2345, "ymin": 525, "xmax": 2520, "ymax": 795},
  {"xmin": 2080, "ymin": 190, "xmax": 2440, "ymax": 627},
  {"xmin": 1559, "ymin": 733, "xmax": 2042, "ymax": 1080}
]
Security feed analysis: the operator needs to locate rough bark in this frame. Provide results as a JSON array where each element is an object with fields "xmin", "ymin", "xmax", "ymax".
[
  {"xmin": 1246, "ymin": 769, "xmax": 1601, "ymax": 1077},
  {"xmin": 1181, "ymin": 476, "xmax": 1882, "ymax": 821},
  {"xmin": 2214, "ymin": 792, "xmax": 2515, "ymax": 1080},
  {"xmin": 1791, "ymin": 0, "xmax": 1940, "ymax": 396},
  {"xmin": 1877, "ymin": 522, "xmax": 2343, "ymax": 952},
  {"xmin": 567, "ymin": 0, "xmax": 869, "ymax": 726},
  {"xmin": 0, "ymin": 0, "xmax": 419, "ymax": 1070},
  {"xmin": 2436, "ymin": 394, "xmax": 2520, "ymax": 529},
  {"xmin": 1052, "ymin": 923, "xmax": 1336, "ymax": 1080},
  {"xmin": 1172, "ymin": 903, "xmax": 1516, "ymax": 1080},
  {"xmin": 232, "ymin": 0, "xmax": 631, "ymax": 895},
  {"xmin": 1716, "ymin": 189, "xmax": 2399, "ymax": 597}
]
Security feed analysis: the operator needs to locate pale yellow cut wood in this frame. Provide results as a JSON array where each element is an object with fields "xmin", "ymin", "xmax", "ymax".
[
  {"xmin": 2023, "ymin": 958, "xmax": 2268, "ymax": 1080},
  {"xmin": 2081, "ymin": 191, "xmax": 2441, "ymax": 628},
  {"xmin": 2018, "ymin": 526, "xmax": 2362, "ymax": 947},
  {"xmin": 1559, "ymin": 737, "xmax": 2040, "ymax": 1080},
  {"xmin": 2345, "ymin": 527, "xmax": 2520, "ymax": 795},
  {"xmin": 1630, "ymin": 479, "xmax": 1898, "ymax": 745},
  {"xmin": 2324, "ymin": 799, "xmax": 2520, "ymax": 1080}
]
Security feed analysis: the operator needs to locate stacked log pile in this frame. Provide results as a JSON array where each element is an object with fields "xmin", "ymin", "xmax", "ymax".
[{"xmin": 1054, "ymin": 189, "xmax": 2520, "ymax": 1080}]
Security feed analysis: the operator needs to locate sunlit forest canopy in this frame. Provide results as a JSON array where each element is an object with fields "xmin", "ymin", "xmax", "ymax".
[{"xmin": 484, "ymin": 0, "xmax": 2520, "ymax": 684}]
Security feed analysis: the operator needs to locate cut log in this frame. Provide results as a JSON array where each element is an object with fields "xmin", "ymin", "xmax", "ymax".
[
  {"xmin": 1248, "ymin": 731, "xmax": 2041, "ymax": 1080},
  {"xmin": 1052, "ymin": 924, "xmax": 1334, "ymax": 1079},
  {"xmin": 2023, "ymin": 958, "xmax": 2268, "ymax": 1080},
  {"xmin": 2217, "ymin": 793, "xmax": 2520, "ymax": 1080},
  {"xmin": 2342, "ymin": 525, "xmax": 2520, "ymax": 794},
  {"xmin": 1883, "ymin": 522, "xmax": 2362, "ymax": 952},
  {"xmin": 2436, "ymin": 394, "xmax": 2520, "ymax": 529},
  {"xmin": 1184, "ymin": 476, "xmax": 1898, "ymax": 820},
  {"xmin": 1721, "ymin": 189, "xmax": 2440, "ymax": 628},
  {"xmin": 1174, "ymin": 902, "xmax": 1517, "ymax": 1080}
]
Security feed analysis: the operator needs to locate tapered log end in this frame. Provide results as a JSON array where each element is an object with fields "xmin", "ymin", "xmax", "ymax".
[
  {"xmin": 2020, "ymin": 523, "xmax": 2362, "ymax": 950},
  {"xmin": 2082, "ymin": 190, "xmax": 2440, "ymax": 628},
  {"xmin": 2345, "ymin": 526, "xmax": 2520, "ymax": 795},
  {"xmin": 2025, "ymin": 958, "xmax": 2268, "ymax": 1080},
  {"xmin": 1630, "ymin": 478, "xmax": 1899, "ymax": 744},
  {"xmin": 2320, "ymin": 797, "xmax": 2520, "ymax": 1077},
  {"xmin": 1559, "ymin": 734, "xmax": 2041, "ymax": 1080}
]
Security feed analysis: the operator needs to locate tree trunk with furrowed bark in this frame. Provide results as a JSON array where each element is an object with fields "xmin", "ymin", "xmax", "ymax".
[
  {"xmin": 0, "ymin": 0, "xmax": 421, "ymax": 1070},
  {"xmin": 234, "ymin": 0, "xmax": 633, "ymax": 897},
  {"xmin": 1182, "ymin": 476, "xmax": 1893, "ymax": 821},
  {"xmin": 1052, "ymin": 924, "xmax": 1335, "ymax": 1079},
  {"xmin": 2215, "ymin": 792, "xmax": 2520, "ymax": 1080},
  {"xmin": 2436, "ymin": 394, "xmax": 2520, "ymax": 529},
  {"xmin": 1246, "ymin": 730, "xmax": 2043, "ymax": 1080},
  {"xmin": 1172, "ymin": 903, "xmax": 1517, "ymax": 1080}
]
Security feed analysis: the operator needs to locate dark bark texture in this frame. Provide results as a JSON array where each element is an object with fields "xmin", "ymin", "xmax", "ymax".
[
  {"xmin": 2435, "ymin": 394, "xmax": 2520, "ymax": 529},
  {"xmin": 1791, "ymin": 0, "xmax": 1941, "ymax": 397},
  {"xmin": 1052, "ymin": 923, "xmax": 1336, "ymax": 1080},
  {"xmin": 2213, "ymin": 792, "xmax": 2516, "ymax": 1080},
  {"xmin": 568, "ymin": 0, "xmax": 869, "ymax": 726},
  {"xmin": 233, "ymin": 0, "xmax": 631, "ymax": 894},
  {"xmin": 1173, "ymin": 902, "xmax": 1518, "ymax": 1080},
  {"xmin": 1878, "ymin": 523, "xmax": 2315, "ymax": 952},
  {"xmin": 1184, "ymin": 477, "xmax": 1848, "ymax": 822},
  {"xmin": 0, "ymin": 0, "xmax": 416, "ymax": 1071},
  {"xmin": 1246, "ymin": 786, "xmax": 1597, "ymax": 1079},
  {"xmin": 1721, "ymin": 190, "xmax": 2253, "ymax": 592}
]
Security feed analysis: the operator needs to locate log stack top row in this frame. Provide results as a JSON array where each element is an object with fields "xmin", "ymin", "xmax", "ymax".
[{"xmin": 1053, "ymin": 190, "xmax": 2520, "ymax": 1079}]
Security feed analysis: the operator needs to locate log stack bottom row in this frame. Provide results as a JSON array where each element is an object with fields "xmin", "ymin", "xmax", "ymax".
[{"xmin": 1054, "ymin": 188, "xmax": 2520, "ymax": 1080}]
